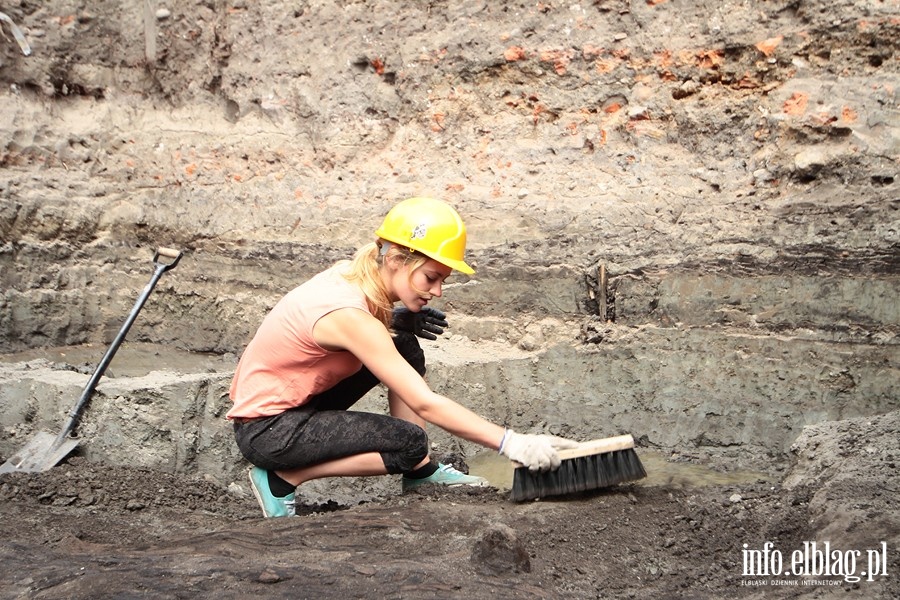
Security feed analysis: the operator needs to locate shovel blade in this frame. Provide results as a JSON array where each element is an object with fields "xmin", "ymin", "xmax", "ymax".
[{"xmin": 0, "ymin": 431, "xmax": 80, "ymax": 474}]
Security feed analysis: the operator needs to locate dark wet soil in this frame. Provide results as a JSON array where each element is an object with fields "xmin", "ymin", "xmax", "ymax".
[{"xmin": 3, "ymin": 456, "xmax": 893, "ymax": 599}]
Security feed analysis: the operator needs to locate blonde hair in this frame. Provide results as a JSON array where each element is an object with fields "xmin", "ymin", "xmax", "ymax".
[{"xmin": 342, "ymin": 240, "xmax": 428, "ymax": 329}]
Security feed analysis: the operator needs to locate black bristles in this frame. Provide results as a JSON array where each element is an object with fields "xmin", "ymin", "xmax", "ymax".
[{"xmin": 509, "ymin": 448, "xmax": 647, "ymax": 502}]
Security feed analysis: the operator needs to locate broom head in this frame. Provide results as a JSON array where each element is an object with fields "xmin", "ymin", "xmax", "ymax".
[{"xmin": 510, "ymin": 434, "xmax": 646, "ymax": 502}]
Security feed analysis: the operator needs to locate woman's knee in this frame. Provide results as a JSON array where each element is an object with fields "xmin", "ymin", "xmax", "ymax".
[{"xmin": 381, "ymin": 423, "xmax": 429, "ymax": 474}]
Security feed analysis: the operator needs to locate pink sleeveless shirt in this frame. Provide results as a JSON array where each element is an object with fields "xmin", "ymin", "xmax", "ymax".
[{"xmin": 227, "ymin": 264, "xmax": 370, "ymax": 419}]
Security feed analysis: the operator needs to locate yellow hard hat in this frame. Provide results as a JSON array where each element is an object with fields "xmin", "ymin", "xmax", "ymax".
[{"xmin": 375, "ymin": 197, "xmax": 475, "ymax": 274}]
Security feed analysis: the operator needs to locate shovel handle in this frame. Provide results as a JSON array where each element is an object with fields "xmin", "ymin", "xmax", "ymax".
[
  {"xmin": 55, "ymin": 246, "xmax": 184, "ymax": 445},
  {"xmin": 153, "ymin": 247, "xmax": 183, "ymax": 271}
]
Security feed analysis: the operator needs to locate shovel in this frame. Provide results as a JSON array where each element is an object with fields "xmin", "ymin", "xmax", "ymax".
[{"xmin": 0, "ymin": 247, "xmax": 183, "ymax": 474}]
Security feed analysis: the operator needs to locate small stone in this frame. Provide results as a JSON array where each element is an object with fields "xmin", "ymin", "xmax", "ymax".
[
  {"xmin": 471, "ymin": 524, "xmax": 531, "ymax": 575},
  {"xmin": 258, "ymin": 569, "xmax": 281, "ymax": 584},
  {"xmin": 518, "ymin": 333, "xmax": 538, "ymax": 351},
  {"xmin": 156, "ymin": 8, "xmax": 171, "ymax": 20},
  {"xmin": 793, "ymin": 148, "xmax": 829, "ymax": 172},
  {"xmin": 753, "ymin": 168, "xmax": 773, "ymax": 184},
  {"xmin": 682, "ymin": 80, "xmax": 699, "ymax": 93},
  {"xmin": 125, "ymin": 500, "xmax": 146, "ymax": 511},
  {"xmin": 627, "ymin": 105, "xmax": 650, "ymax": 119},
  {"xmin": 729, "ymin": 493, "xmax": 743, "ymax": 504}
]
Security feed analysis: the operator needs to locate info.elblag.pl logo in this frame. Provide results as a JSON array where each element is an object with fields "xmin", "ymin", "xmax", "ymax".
[{"xmin": 741, "ymin": 541, "xmax": 890, "ymax": 587}]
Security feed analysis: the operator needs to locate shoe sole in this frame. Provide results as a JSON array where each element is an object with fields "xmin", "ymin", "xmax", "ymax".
[{"xmin": 248, "ymin": 469, "xmax": 271, "ymax": 518}]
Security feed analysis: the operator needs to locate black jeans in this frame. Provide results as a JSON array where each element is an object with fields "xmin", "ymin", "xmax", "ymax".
[{"xmin": 233, "ymin": 332, "xmax": 429, "ymax": 474}]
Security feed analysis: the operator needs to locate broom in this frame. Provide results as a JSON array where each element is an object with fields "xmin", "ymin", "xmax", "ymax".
[{"xmin": 510, "ymin": 434, "xmax": 647, "ymax": 502}]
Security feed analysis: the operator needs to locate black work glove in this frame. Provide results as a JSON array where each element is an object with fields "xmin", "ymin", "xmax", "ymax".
[{"xmin": 392, "ymin": 306, "xmax": 448, "ymax": 341}]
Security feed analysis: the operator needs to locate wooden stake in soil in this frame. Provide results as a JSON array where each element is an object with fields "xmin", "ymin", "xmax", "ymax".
[
  {"xmin": 598, "ymin": 263, "xmax": 608, "ymax": 320},
  {"xmin": 144, "ymin": 0, "xmax": 157, "ymax": 64}
]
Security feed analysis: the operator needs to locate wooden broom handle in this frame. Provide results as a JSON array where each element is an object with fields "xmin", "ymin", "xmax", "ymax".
[
  {"xmin": 556, "ymin": 434, "xmax": 635, "ymax": 460},
  {"xmin": 511, "ymin": 434, "xmax": 636, "ymax": 467}
]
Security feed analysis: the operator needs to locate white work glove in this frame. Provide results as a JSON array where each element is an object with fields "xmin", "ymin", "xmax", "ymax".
[{"xmin": 499, "ymin": 429, "xmax": 580, "ymax": 472}]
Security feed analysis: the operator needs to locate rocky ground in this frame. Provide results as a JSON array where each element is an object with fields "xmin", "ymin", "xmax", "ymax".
[
  {"xmin": 1, "ymin": 0, "xmax": 897, "ymax": 598},
  {"xmin": 0, "ymin": 410, "xmax": 897, "ymax": 599}
]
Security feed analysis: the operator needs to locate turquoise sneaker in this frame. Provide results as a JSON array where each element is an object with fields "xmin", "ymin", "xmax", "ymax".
[
  {"xmin": 248, "ymin": 466, "xmax": 296, "ymax": 518},
  {"xmin": 402, "ymin": 463, "xmax": 490, "ymax": 492}
]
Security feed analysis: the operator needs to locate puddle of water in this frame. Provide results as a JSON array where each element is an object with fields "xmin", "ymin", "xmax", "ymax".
[
  {"xmin": 467, "ymin": 449, "xmax": 769, "ymax": 491},
  {"xmin": 0, "ymin": 343, "xmax": 236, "ymax": 377}
]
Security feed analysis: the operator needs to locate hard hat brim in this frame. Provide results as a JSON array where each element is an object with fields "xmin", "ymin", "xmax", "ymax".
[
  {"xmin": 438, "ymin": 255, "xmax": 475, "ymax": 275},
  {"xmin": 377, "ymin": 234, "xmax": 475, "ymax": 275}
]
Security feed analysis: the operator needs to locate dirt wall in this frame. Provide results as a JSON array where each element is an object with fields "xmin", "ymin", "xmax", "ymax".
[{"xmin": 2, "ymin": 0, "xmax": 898, "ymax": 481}]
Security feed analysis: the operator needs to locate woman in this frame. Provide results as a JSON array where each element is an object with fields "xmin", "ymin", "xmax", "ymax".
[{"xmin": 228, "ymin": 197, "xmax": 576, "ymax": 517}]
